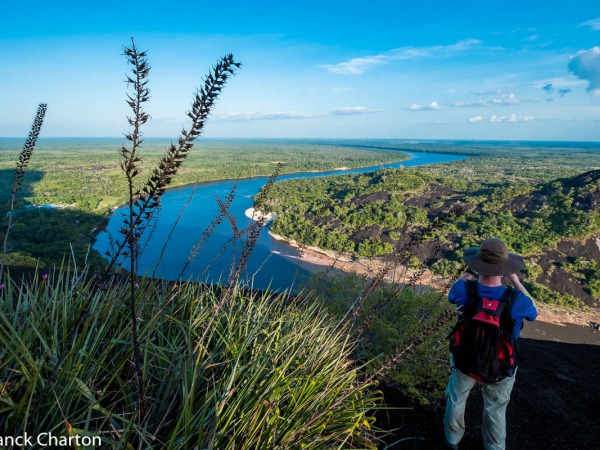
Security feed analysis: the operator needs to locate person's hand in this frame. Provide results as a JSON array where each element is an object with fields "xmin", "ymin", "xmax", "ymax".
[
  {"xmin": 507, "ymin": 273, "xmax": 520, "ymax": 284},
  {"xmin": 507, "ymin": 272, "xmax": 537, "ymax": 305}
]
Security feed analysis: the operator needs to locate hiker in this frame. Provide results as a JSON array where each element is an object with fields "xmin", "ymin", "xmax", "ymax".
[{"xmin": 443, "ymin": 238, "xmax": 537, "ymax": 450}]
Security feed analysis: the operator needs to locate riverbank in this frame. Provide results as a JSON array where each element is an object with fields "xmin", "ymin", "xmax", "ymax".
[
  {"xmin": 269, "ymin": 231, "xmax": 423, "ymax": 283},
  {"xmin": 268, "ymin": 231, "xmax": 600, "ymax": 342}
]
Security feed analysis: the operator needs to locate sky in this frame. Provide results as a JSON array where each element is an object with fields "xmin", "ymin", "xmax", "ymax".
[{"xmin": 1, "ymin": 0, "xmax": 600, "ymax": 141}]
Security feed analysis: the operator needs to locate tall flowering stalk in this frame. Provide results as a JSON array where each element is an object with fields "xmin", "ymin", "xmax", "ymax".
[
  {"xmin": 113, "ymin": 40, "xmax": 240, "ymax": 414},
  {"xmin": 120, "ymin": 38, "xmax": 151, "ymax": 410},
  {"xmin": 39, "ymin": 41, "xmax": 240, "ymax": 410},
  {"xmin": 0, "ymin": 103, "xmax": 47, "ymax": 283},
  {"xmin": 106, "ymin": 53, "xmax": 241, "ymax": 272}
]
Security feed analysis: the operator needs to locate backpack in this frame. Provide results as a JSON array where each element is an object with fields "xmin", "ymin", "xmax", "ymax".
[{"xmin": 448, "ymin": 280, "xmax": 518, "ymax": 383}]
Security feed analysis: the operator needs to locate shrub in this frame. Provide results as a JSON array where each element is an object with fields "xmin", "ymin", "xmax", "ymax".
[
  {"xmin": 2, "ymin": 251, "xmax": 43, "ymax": 268},
  {"xmin": 430, "ymin": 259, "xmax": 462, "ymax": 277},
  {"xmin": 527, "ymin": 281, "xmax": 580, "ymax": 308},
  {"xmin": 306, "ymin": 271, "xmax": 452, "ymax": 406}
]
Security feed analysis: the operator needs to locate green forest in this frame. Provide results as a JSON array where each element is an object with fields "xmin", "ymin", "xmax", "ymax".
[{"xmin": 264, "ymin": 144, "xmax": 600, "ymax": 308}]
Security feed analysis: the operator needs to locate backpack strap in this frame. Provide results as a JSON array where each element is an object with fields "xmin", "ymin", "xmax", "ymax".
[
  {"xmin": 501, "ymin": 286, "xmax": 522, "ymax": 364},
  {"xmin": 446, "ymin": 279, "xmax": 479, "ymax": 339},
  {"xmin": 460, "ymin": 279, "xmax": 480, "ymax": 318},
  {"xmin": 499, "ymin": 286, "xmax": 518, "ymax": 325},
  {"xmin": 502, "ymin": 286, "xmax": 519, "ymax": 310},
  {"xmin": 465, "ymin": 279, "xmax": 479, "ymax": 303}
]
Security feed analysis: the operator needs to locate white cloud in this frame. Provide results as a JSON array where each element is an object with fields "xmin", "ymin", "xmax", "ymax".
[
  {"xmin": 408, "ymin": 102, "xmax": 443, "ymax": 111},
  {"xmin": 320, "ymin": 39, "xmax": 486, "ymax": 75},
  {"xmin": 320, "ymin": 55, "xmax": 387, "ymax": 75},
  {"xmin": 389, "ymin": 39, "xmax": 484, "ymax": 60},
  {"xmin": 222, "ymin": 111, "xmax": 325, "ymax": 120},
  {"xmin": 531, "ymin": 77, "xmax": 587, "ymax": 89},
  {"xmin": 490, "ymin": 93, "xmax": 520, "ymax": 105},
  {"xmin": 453, "ymin": 93, "xmax": 533, "ymax": 108},
  {"xmin": 468, "ymin": 114, "xmax": 535, "ymax": 123},
  {"xmin": 475, "ymin": 88, "xmax": 506, "ymax": 96},
  {"xmin": 330, "ymin": 106, "xmax": 381, "ymax": 115},
  {"xmin": 454, "ymin": 100, "xmax": 488, "ymax": 108},
  {"xmin": 542, "ymin": 83, "xmax": 572, "ymax": 97},
  {"xmin": 568, "ymin": 46, "xmax": 600, "ymax": 94},
  {"xmin": 468, "ymin": 116, "xmax": 484, "ymax": 123},
  {"xmin": 493, "ymin": 114, "xmax": 535, "ymax": 122},
  {"xmin": 579, "ymin": 18, "xmax": 600, "ymax": 31},
  {"xmin": 220, "ymin": 106, "xmax": 381, "ymax": 121}
]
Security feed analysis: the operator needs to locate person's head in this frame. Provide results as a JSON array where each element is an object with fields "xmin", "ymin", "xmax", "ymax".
[{"xmin": 463, "ymin": 237, "xmax": 523, "ymax": 276}]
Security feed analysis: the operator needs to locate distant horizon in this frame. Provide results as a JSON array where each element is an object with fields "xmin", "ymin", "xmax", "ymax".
[{"xmin": 1, "ymin": 136, "xmax": 600, "ymax": 145}]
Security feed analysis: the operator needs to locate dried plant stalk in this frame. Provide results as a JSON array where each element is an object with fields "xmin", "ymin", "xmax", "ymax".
[
  {"xmin": 1, "ymin": 103, "xmax": 47, "ymax": 283},
  {"xmin": 39, "ymin": 42, "xmax": 240, "ymax": 408},
  {"xmin": 120, "ymin": 38, "xmax": 151, "ymax": 412},
  {"xmin": 227, "ymin": 163, "xmax": 282, "ymax": 288}
]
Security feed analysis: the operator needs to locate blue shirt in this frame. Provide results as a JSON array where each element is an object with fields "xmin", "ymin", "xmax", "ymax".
[{"xmin": 449, "ymin": 279, "xmax": 537, "ymax": 340}]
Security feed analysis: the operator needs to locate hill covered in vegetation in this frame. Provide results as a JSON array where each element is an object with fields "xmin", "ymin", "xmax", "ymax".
[{"xmin": 264, "ymin": 148, "xmax": 600, "ymax": 308}]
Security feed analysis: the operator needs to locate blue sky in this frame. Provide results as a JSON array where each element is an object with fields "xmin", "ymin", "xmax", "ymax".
[{"xmin": 1, "ymin": 0, "xmax": 599, "ymax": 140}]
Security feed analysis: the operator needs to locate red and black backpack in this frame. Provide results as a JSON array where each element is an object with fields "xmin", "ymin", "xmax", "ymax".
[{"xmin": 448, "ymin": 280, "xmax": 519, "ymax": 383}]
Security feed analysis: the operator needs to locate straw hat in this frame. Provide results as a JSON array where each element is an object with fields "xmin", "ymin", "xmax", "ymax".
[{"xmin": 463, "ymin": 238, "xmax": 524, "ymax": 276}]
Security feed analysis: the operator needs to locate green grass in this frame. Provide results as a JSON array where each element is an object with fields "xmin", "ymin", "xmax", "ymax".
[{"xmin": 0, "ymin": 268, "xmax": 381, "ymax": 449}]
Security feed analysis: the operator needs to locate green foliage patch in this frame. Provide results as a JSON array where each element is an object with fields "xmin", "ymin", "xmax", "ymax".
[
  {"xmin": 265, "ymin": 144, "xmax": 600, "ymax": 308},
  {"xmin": 0, "ymin": 270, "xmax": 380, "ymax": 448},
  {"xmin": 306, "ymin": 271, "xmax": 452, "ymax": 406}
]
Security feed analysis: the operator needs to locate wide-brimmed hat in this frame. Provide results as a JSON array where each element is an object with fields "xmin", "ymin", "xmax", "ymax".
[{"xmin": 463, "ymin": 238, "xmax": 524, "ymax": 276}]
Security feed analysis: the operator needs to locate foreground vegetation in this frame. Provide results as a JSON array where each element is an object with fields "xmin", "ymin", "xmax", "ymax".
[
  {"xmin": 0, "ymin": 270, "xmax": 380, "ymax": 448},
  {"xmin": 305, "ymin": 271, "xmax": 454, "ymax": 406}
]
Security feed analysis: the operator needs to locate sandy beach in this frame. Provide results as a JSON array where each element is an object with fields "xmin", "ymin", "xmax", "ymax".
[
  {"xmin": 244, "ymin": 207, "xmax": 278, "ymax": 224},
  {"xmin": 268, "ymin": 231, "xmax": 428, "ymax": 284}
]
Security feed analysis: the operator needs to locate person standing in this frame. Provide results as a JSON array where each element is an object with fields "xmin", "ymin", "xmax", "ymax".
[{"xmin": 443, "ymin": 238, "xmax": 537, "ymax": 450}]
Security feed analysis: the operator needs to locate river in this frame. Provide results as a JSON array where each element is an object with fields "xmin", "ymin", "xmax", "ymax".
[{"xmin": 93, "ymin": 150, "xmax": 466, "ymax": 292}]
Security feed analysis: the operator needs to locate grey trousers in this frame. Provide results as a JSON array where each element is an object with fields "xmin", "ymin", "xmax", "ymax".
[{"xmin": 443, "ymin": 359, "xmax": 517, "ymax": 450}]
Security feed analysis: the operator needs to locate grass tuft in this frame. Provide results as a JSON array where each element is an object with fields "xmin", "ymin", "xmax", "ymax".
[{"xmin": 0, "ymin": 269, "xmax": 380, "ymax": 448}]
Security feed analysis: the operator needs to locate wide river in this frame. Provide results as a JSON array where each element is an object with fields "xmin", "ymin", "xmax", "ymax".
[{"xmin": 94, "ymin": 151, "xmax": 466, "ymax": 292}]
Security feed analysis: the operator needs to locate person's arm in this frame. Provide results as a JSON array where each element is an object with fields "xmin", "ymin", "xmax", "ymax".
[
  {"xmin": 459, "ymin": 267, "xmax": 477, "ymax": 281},
  {"xmin": 507, "ymin": 273, "xmax": 538, "ymax": 308}
]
